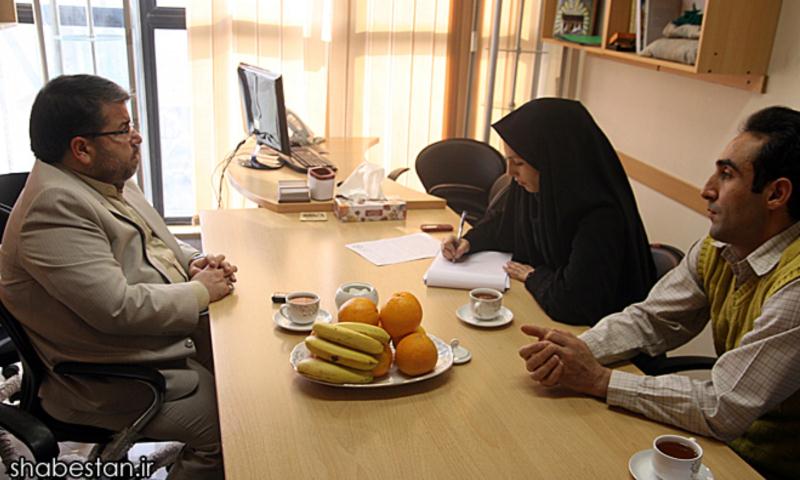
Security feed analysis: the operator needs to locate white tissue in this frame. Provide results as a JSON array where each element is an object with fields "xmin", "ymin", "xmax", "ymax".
[{"xmin": 337, "ymin": 161, "xmax": 386, "ymax": 201}]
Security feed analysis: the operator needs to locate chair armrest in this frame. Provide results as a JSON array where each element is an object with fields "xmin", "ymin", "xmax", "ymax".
[
  {"xmin": 0, "ymin": 403, "xmax": 59, "ymax": 462},
  {"xmin": 429, "ymin": 183, "xmax": 486, "ymax": 195},
  {"xmin": 652, "ymin": 356, "xmax": 717, "ymax": 375},
  {"xmin": 54, "ymin": 363, "xmax": 166, "ymax": 393},
  {"xmin": 631, "ymin": 353, "xmax": 717, "ymax": 376},
  {"xmin": 54, "ymin": 362, "xmax": 167, "ymax": 459},
  {"xmin": 387, "ymin": 167, "xmax": 409, "ymax": 181}
]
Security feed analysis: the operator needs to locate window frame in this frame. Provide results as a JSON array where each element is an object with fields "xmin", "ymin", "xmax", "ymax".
[{"xmin": 138, "ymin": 0, "xmax": 189, "ymax": 224}]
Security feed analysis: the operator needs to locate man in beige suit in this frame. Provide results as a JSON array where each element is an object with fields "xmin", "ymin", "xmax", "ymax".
[{"xmin": 0, "ymin": 75, "xmax": 235, "ymax": 479}]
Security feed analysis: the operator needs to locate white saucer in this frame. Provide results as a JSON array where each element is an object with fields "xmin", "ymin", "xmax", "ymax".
[
  {"xmin": 628, "ymin": 449, "xmax": 714, "ymax": 480},
  {"xmin": 456, "ymin": 304, "xmax": 513, "ymax": 328},
  {"xmin": 273, "ymin": 308, "xmax": 332, "ymax": 332}
]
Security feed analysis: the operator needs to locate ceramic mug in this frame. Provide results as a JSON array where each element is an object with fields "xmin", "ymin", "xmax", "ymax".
[
  {"xmin": 307, "ymin": 166, "xmax": 336, "ymax": 201},
  {"xmin": 334, "ymin": 282, "xmax": 379, "ymax": 309},
  {"xmin": 651, "ymin": 434, "xmax": 703, "ymax": 480},
  {"xmin": 280, "ymin": 291, "xmax": 320, "ymax": 325},
  {"xmin": 469, "ymin": 288, "xmax": 503, "ymax": 320}
]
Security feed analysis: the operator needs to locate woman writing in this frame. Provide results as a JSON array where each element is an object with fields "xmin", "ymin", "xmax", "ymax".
[{"xmin": 443, "ymin": 98, "xmax": 656, "ymax": 326}]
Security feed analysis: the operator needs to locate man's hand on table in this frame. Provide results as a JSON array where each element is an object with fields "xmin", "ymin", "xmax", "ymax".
[
  {"xmin": 190, "ymin": 254, "xmax": 238, "ymax": 281},
  {"xmin": 190, "ymin": 254, "xmax": 238, "ymax": 302},
  {"xmin": 193, "ymin": 266, "xmax": 236, "ymax": 302},
  {"xmin": 518, "ymin": 324, "xmax": 611, "ymax": 399}
]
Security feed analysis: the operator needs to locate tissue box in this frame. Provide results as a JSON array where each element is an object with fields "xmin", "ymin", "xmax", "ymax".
[{"xmin": 333, "ymin": 197, "xmax": 407, "ymax": 222}]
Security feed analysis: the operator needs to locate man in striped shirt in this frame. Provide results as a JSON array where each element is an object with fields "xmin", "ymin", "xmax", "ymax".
[{"xmin": 518, "ymin": 106, "xmax": 800, "ymax": 479}]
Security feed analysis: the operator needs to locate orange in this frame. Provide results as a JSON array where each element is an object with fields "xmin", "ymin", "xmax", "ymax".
[
  {"xmin": 379, "ymin": 292, "xmax": 422, "ymax": 340},
  {"xmin": 338, "ymin": 297, "xmax": 380, "ymax": 325},
  {"xmin": 391, "ymin": 325, "xmax": 426, "ymax": 350},
  {"xmin": 395, "ymin": 332, "xmax": 437, "ymax": 376},
  {"xmin": 372, "ymin": 344, "xmax": 393, "ymax": 377}
]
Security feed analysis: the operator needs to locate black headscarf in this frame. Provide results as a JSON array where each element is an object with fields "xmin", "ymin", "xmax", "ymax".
[{"xmin": 466, "ymin": 98, "xmax": 656, "ymax": 325}]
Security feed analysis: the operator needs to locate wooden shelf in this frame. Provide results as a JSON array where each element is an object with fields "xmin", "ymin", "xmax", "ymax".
[
  {"xmin": 541, "ymin": 0, "xmax": 781, "ymax": 93},
  {"xmin": 542, "ymin": 37, "xmax": 600, "ymax": 52},
  {"xmin": 594, "ymin": 48, "xmax": 695, "ymax": 73},
  {"xmin": 0, "ymin": 0, "xmax": 17, "ymax": 25}
]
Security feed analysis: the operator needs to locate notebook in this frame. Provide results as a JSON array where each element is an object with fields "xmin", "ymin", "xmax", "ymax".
[{"xmin": 423, "ymin": 251, "xmax": 512, "ymax": 291}]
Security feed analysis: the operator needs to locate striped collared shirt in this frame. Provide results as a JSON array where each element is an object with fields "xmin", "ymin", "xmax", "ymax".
[{"xmin": 579, "ymin": 222, "xmax": 800, "ymax": 441}]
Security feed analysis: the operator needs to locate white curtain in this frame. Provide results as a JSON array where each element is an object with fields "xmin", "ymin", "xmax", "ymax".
[
  {"xmin": 473, "ymin": 0, "xmax": 547, "ymax": 150},
  {"xmin": 187, "ymin": 0, "xmax": 450, "ymax": 210}
]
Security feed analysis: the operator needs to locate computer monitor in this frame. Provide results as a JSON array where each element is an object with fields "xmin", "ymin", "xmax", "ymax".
[{"xmin": 237, "ymin": 63, "xmax": 291, "ymax": 155}]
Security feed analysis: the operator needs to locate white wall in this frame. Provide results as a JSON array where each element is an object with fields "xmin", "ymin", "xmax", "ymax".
[{"xmin": 577, "ymin": 1, "xmax": 800, "ymax": 253}]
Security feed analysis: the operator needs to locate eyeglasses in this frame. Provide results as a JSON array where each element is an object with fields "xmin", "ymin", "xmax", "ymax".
[{"xmin": 76, "ymin": 122, "xmax": 138, "ymax": 141}]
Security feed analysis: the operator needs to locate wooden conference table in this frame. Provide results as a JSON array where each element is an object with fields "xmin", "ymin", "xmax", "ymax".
[
  {"xmin": 226, "ymin": 137, "xmax": 446, "ymax": 212},
  {"xmin": 200, "ymin": 207, "xmax": 759, "ymax": 479}
]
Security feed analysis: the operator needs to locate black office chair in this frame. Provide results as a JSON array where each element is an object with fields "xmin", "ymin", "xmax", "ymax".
[
  {"xmin": 0, "ymin": 172, "xmax": 29, "ymax": 237},
  {"xmin": 387, "ymin": 167, "xmax": 409, "ymax": 181},
  {"xmin": 0, "ymin": 299, "xmax": 167, "ymax": 462},
  {"xmin": 0, "ymin": 172, "xmax": 28, "ymax": 379},
  {"xmin": 650, "ymin": 243, "xmax": 686, "ymax": 280},
  {"xmin": 631, "ymin": 243, "xmax": 717, "ymax": 375},
  {"xmin": 0, "ymin": 402, "xmax": 59, "ymax": 463},
  {"xmin": 482, "ymin": 173, "xmax": 512, "ymax": 220},
  {"xmin": 413, "ymin": 139, "xmax": 506, "ymax": 224}
]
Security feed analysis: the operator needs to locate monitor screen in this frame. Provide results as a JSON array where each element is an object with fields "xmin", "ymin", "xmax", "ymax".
[{"xmin": 237, "ymin": 63, "xmax": 291, "ymax": 154}]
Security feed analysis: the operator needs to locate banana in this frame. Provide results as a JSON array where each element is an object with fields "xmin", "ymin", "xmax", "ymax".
[
  {"xmin": 312, "ymin": 322, "xmax": 383, "ymax": 354},
  {"xmin": 296, "ymin": 358, "xmax": 374, "ymax": 384},
  {"xmin": 305, "ymin": 336, "xmax": 378, "ymax": 370},
  {"xmin": 336, "ymin": 322, "xmax": 391, "ymax": 345}
]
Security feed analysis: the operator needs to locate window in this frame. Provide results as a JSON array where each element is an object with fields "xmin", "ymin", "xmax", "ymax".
[
  {"xmin": 0, "ymin": 3, "xmax": 43, "ymax": 173},
  {"xmin": 139, "ymin": 0, "xmax": 193, "ymax": 222},
  {"xmin": 153, "ymin": 28, "xmax": 193, "ymax": 218},
  {"xmin": 1, "ymin": 0, "xmax": 193, "ymax": 223}
]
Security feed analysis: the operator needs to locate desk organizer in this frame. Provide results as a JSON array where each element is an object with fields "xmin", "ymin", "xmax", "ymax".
[{"xmin": 333, "ymin": 197, "xmax": 407, "ymax": 222}]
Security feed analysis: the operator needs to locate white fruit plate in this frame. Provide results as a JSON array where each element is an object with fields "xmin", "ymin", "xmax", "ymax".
[{"xmin": 290, "ymin": 334, "xmax": 454, "ymax": 388}]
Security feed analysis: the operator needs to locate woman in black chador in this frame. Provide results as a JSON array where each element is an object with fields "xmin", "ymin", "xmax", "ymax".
[{"xmin": 443, "ymin": 98, "xmax": 656, "ymax": 326}]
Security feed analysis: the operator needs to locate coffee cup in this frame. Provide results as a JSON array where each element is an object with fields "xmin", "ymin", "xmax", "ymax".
[
  {"xmin": 651, "ymin": 434, "xmax": 703, "ymax": 480},
  {"xmin": 280, "ymin": 291, "xmax": 320, "ymax": 325},
  {"xmin": 469, "ymin": 288, "xmax": 503, "ymax": 320}
]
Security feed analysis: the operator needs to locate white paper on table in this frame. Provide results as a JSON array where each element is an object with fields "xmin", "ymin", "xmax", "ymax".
[
  {"xmin": 423, "ymin": 251, "xmax": 512, "ymax": 291},
  {"xmin": 345, "ymin": 232, "xmax": 442, "ymax": 266}
]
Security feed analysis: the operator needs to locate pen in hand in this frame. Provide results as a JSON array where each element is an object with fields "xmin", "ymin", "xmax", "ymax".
[
  {"xmin": 446, "ymin": 210, "xmax": 468, "ymax": 263},
  {"xmin": 455, "ymin": 210, "xmax": 467, "ymax": 244}
]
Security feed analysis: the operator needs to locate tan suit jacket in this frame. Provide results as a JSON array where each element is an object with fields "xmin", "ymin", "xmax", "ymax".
[{"xmin": 0, "ymin": 160, "xmax": 204, "ymax": 422}]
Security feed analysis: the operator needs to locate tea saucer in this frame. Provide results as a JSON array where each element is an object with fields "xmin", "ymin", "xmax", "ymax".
[
  {"xmin": 628, "ymin": 449, "xmax": 714, "ymax": 480},
  {"xmin": 455, "ymin": 304, "xmax": 513, "ymax": 328},
  {"xmin": 273, "ymin": 308, "xmax": 332, "ymax": 332}
]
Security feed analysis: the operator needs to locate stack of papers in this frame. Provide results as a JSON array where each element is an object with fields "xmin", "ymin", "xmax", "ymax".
[
  {"xmin": 277, "ymin": 180, "xmax": 310, "ymax": 203},
  {"xmin": 424, "ymin": 251, "xmax": 512, "ymax": 291}
]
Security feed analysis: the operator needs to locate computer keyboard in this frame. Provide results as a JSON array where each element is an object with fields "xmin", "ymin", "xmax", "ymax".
[{"xmin": 285, "ymin": 147, "xmax": 337, "ymax": 173}]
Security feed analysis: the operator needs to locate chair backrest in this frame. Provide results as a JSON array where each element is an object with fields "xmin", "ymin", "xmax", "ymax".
[
  {"xmin": 0, "ymin": 300, "xmax": 46, "ymax": 413},
  {"xmin": 650, "ymin": 243, "xmax": 685, "ymax": 280},
  {"xmin": 0, "ymin": 172, "xmax": 29, "ymax": 237},
  {"xmin": 0, "ymin": 300, "xmax": 115, "ymax": 442},
  {"xmin": 415, "ymin": 139, "xmax": 506, "ymax": 223},
  {"xmin": 485, "ymin": 173, "xmax": 512, "ymax": 217}
]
